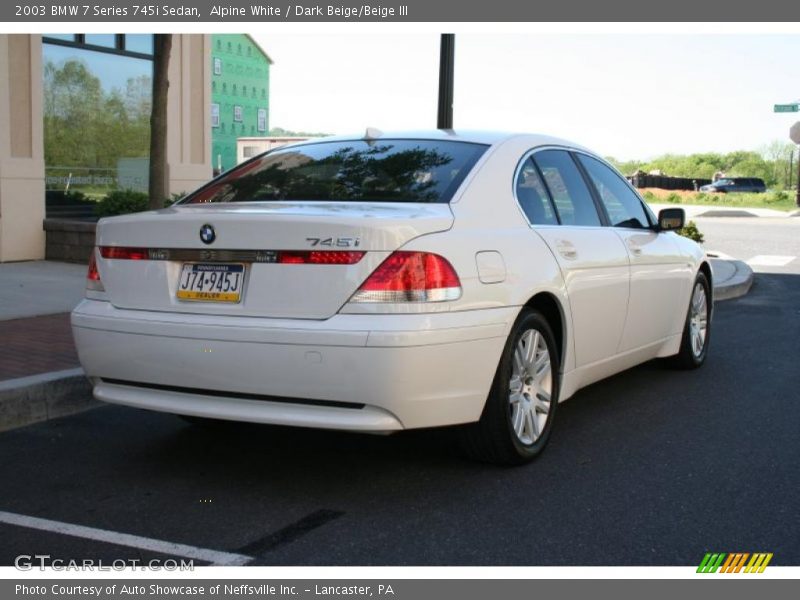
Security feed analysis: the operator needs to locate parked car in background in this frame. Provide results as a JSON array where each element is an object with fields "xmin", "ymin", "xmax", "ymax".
[
  {"xmin": 71, "ymin": 130, "xmax": 713, "ymax": 465},
  {"xmin": 700, "ymin": 177, "xmax": 766, "ymax": 193}
]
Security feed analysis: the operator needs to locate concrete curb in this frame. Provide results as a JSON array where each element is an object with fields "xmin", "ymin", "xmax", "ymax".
[
  {"xmin": 710, "ymin": 259, "xmax": 754, "ymax": 301},
  {"xmin": 0, "ymin": 368, "xmax": 96, "ymax": 433}
]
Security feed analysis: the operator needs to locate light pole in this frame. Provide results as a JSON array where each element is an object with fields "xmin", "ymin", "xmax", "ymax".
[{"xmin": 437, "ymin": 34, "xmax": 455, "ymax": 130}]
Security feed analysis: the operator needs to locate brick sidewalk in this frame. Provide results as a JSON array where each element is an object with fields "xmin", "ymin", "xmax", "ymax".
[{"xmin": 0, "ymin": 313, "xmax": 79, "ymax": 381}]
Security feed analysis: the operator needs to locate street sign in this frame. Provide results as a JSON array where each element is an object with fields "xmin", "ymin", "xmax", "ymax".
[
  {"xmin": 774, "ymin": 104, "xmax": 799, "ymax": 113},
  {"xmin": 790, "ymin": 122, "xmax": 800, "ymax": 145}
]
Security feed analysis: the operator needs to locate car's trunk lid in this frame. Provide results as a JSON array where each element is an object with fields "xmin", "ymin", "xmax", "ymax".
[{"xmin": 95, "ymin": 202, "xmax": 453, "ymax": 319}]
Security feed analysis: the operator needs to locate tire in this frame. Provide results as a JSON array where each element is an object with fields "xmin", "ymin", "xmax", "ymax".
[
  {"xmin": 459, "ymin": 309, "xmax": 560, "ymax": 465},
  {"xmin": 670, "ymin": 271, "xmax": 712, "ymax": 369}
]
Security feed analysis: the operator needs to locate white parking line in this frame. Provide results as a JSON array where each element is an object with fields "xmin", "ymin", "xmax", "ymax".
[
  {"xmin": 0, "ymin": 510, "xmax": 252, "ymax": 566},
  {"xmin": 746, "ymin": 255, "xmax": 796, "ymax": 267}
]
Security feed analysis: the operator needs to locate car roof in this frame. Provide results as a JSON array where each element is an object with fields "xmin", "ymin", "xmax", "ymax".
[{"xmin": 301, "ymin": 129, "xmax": 591, "ymax": 151}]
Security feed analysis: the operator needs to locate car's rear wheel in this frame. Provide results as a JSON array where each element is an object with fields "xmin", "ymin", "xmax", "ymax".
[
  {"xmin": 671, "ymin": 271, "xmax": 711, "ymax": 369},
  {"xmin": 459, "ymin": 309, "xmax": 559, "ymax": 465}
]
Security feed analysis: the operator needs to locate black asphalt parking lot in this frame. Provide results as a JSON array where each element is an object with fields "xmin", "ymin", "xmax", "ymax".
[{"xmin": 1, "ymin": 272, "xmax": 798, "ymax": 566}]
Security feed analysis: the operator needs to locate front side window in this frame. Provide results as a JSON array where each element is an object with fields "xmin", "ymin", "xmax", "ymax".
[
  {"xmin": 181, "ymin": 139, "xmax": 488, "ymax": 204},
  {"xmin": 515, "ymin": 158, "xmax": 558, "ymax": 225},
  {"xmin": 532, "ymin": 150, "xmax": 601, "ymax": 227},
  {"xmin": 576, "ymin": 154, "xmax": 650, "ymax": 229}
]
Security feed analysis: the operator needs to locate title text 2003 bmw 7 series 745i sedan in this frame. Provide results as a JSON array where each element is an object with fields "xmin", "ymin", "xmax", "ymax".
[{"xmin": 71, "ymin": 130, "xmax": 712, "ymax": 464}]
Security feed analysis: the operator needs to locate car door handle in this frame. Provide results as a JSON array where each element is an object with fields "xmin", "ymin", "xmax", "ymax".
[
  {"xmin": 555, "ymin": 240, "xmax": 578, "ymax": 260},
  {"xmin": 627, "ymin": 240, "xmax": 642, "ymax": 256}
]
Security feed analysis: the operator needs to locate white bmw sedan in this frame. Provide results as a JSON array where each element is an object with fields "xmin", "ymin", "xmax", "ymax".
[{"xmin": 72, "ymin": 130, "xmax": 712, "ymax": 464}]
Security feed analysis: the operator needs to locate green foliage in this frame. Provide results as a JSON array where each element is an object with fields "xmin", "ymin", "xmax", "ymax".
[
  {"xmin": 605, "ymin": 156, "xmax": 645, "ymax": 176},
  {"xmin": 167, "ymin": 192, "xmax": 186, "ymax": 206},
  {"xmin": 45, "ymin": 189, "xmax": 94, "ymax": 206},
  {"xmin": 678, "ymin": 221, "xmax": 704, "ymax": 244},
  {"xmin": 610, "ymin": 139, "xmax": 798, "ymax": 189},
  {"xmin": 769, "ymin": 190, "xmax": 789, "ymax": 203},
  {"xmin": 268, "ymin": 126, "xmax": 330, "ymax": 138},
  {"xmin": 644, "ymin": 189, "xmax": 796, "ymax": 211},
  {"xmin": 43, "ymin": 59, "xmax": 151, "ymax": 173},
  {"xmin": 641, "ymin": 190, "xmax": 656, "ymax": 202},
  {"xmin": 94, "ymin": 190, "xmax": 150, "ymax": 218}
]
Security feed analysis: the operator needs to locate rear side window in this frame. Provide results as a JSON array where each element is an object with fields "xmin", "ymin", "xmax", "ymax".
[
  {"xmin": 576, "ymin": 154, "xmax": 650, "ymax": 229},
  {"xmin": 532, "ymin": 150, "xmax": 601, "ymax": 227},
  {"xmin": 515, "ymin": 158, "xmax": 558, "ymax": 225},
  {"xmin": 181, "ymin": 139, "xmax": 488, "ymax": 204}
]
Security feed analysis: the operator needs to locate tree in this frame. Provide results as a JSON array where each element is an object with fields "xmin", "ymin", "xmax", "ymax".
[
  {"xmin": 148, "ymin": 34, "xmax": 172, "ymax": 210},
  {"xmin": 43, "ymin": 58, "xmax": 151, "ymax": 194}
]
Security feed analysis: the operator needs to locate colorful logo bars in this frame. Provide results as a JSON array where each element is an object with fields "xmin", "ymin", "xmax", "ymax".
[{"xmin": 697, "ymin": 552, "xmax": 773, "ymax": 573}]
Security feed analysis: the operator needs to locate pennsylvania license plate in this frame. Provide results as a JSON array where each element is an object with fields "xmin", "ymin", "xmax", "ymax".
[{"xmin": 176, "ymin": 263, "xmax": 245, "ymax": 303}]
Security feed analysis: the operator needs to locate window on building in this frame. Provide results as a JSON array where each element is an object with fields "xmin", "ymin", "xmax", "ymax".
[
  {"xmin": 84, "ymin": 34, "xmax": 117, "ymax": 49},
  {"xmin": 42, "ymin": 39, "xmax": 154, "ymax": 199},
  {"xmin": 211, "ymin": 104, "xmax": 220, "ymax": 128},
  {"xmin": 243, "ymin": 146, "xmax": 260, "ymax": 158},
  {"xmin": 124, "ymin": 35, "xmax": 153, "ymax": 55},
  {"xmin": 257, "ymin": 108, "xmax": 267, "ymax": 132},
  {"xmin": 232, "ymin": 84, "xmax": 237, "ymax": 96},
  {"xmin": 233, "ymin": 105, "xmax": 243, "ymax": 122},
  {"xmin": 213, "ymin": 57, "xmax": 222, "ymax": 75},
  {"xmin": 43, "ymin": 34, "xmax": 76, "ymax": 42}
]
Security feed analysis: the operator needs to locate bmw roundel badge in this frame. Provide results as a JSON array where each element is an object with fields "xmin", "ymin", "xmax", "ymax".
[{"xmin": 199, "ymin": 224, "xmax": 216, "ymax": 245}]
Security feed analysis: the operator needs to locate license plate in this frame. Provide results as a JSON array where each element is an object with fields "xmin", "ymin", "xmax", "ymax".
[{"xmin": 176, "ymin": 263, "xmax": 245, "ymax": 303}]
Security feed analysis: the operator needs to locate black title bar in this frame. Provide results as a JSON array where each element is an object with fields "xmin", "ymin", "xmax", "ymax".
[{"xmin": 4, "ymin": 0, "xmax": 800, "ymax": 22}]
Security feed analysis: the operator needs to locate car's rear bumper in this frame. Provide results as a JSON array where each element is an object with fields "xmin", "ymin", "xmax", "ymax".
[{"xmin": 71, "ymin": 300, "xmax": 515, "ymax": 431}]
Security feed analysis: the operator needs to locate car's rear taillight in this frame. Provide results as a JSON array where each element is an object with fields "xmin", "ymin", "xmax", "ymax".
[
  {"xmin": 86, "ymin": 248, "xmax": 105, "ymax": 292},
  {"xmin": 350, "ymin": 251, "xmax": 461, "ymax": 303},
  {"xmin": 100, "ymin": 246, "xmax": 148, "ymax": 260},
  {"xmin": 278, "ymin": 251, "xmax": 365, "ymax": 265}
]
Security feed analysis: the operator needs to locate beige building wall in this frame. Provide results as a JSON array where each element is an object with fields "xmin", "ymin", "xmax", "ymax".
[
  {"xmin": 0, "ymin": 34, "xmax": 45, "ymax": 262},
  {"xmin": 167, "ymin": 34, "xmax": 213, "ymax": 197},
  {"xmin": 0, "ymin": 33, "xmax": 212, "ymax": 262}
]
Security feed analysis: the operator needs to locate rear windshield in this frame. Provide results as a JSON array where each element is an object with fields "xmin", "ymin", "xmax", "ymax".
[{"xmin": 181, "ymin": 139, "xmax": 488, "ymax": 204}]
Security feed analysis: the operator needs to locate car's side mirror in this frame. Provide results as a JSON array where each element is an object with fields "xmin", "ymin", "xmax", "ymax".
[{"xmin": 657, "ymin": 208, "xmax": 685, "ymax": 232}]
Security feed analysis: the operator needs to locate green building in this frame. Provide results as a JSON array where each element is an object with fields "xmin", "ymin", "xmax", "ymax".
[{"xmin": 211, "ymin": 34, "xmax": 272, "ymax": 174}]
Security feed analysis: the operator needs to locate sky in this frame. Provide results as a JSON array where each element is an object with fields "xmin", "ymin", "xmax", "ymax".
[{"xmin": 253, "ymin": 33, "xmax": 800, "ymax": 161}]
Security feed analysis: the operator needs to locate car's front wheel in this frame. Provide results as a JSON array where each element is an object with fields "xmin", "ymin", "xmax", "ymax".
[
  {"xmin": 459, "ymin": 309, "xmax": 559, "ymax": 465},
  {"xmin": 671, "ymin": 271, "xmax": 712, "ymax": 369}
]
